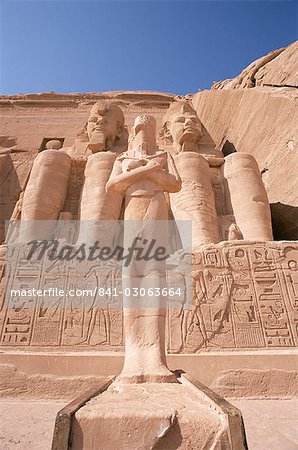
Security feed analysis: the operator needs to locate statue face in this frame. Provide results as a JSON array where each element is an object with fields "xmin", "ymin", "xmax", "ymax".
[
  {"xmin": 87, "ymin": 103, "xmax": 124, "ymax": 151},
  {"xmin": 169, "ymin": 112, "xmax": 202, "ymax": 149},
  {"xmin": 87, "ymin": 109, "xmax": 118, "ymax": 144}
]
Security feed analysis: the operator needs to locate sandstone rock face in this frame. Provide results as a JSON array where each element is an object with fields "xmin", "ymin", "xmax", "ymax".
[
  {"xmin": 193, "ymin": 41, "xmax": 298, "ymax": 240},
  {"xmin": 0, "ymin": 363, "xmax": 107, "ymax": 400},
  {"xmin": 0, "ymin": 44, "xmax": 297, "ymax": 400},
  {"xmin": 255, "ymin": 41, "xmax": 298, "ymax": 88},
  {"xmin": 212, "ymin": 41, "xmax": 297, "ymax": 90}
]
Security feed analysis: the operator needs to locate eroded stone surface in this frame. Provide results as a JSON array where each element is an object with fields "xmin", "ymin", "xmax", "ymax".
[
  {"xmin": 0, "ymin": 363, "xmax": 108, "ymax": 400},
  {"xmin": 0, "ymin": 43, "xmax": 296, "ymax": 429},
  {"xmin": 211, "ymin": 42, "xmax": 298, "ymax": 90},
  {"xmin": 224, "ymin": 153, "xmax": 273, "ymax": 241},
  {"xmin": 1, "ymin": 241, "xmax": 297, "ymax": 351},
  {"xmin": 211, "ymin": 369, "xmax": 298, "ymax": 399},
  {"xmin": 255, "ymin": 41, "xmax": 298, "ymax": 88},
  {"xmin": 0, "ymin": 92, "xmax": 285, "ymax": 356},
  {"xmin": 71, "ymin": 381, "xmax": 243, "ymax": 450}
]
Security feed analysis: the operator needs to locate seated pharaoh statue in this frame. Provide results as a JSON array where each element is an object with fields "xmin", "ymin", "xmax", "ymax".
[
  {"xmin": 13, "ymin": 101, "xmax": 128, "ymax": 243},
  {"xmin": 12, "ymin": 98, "xmax": 272, "ymax": 245},
  {"xmin": 76, "ymin": 102, "xmax": 128, "ymax": 244},
  {"xmin": 161, "ymin": 100, "xmax": 273, "ymax": 244},
  {"xmin": 161, "ymin": 101, "xmax": 220, "ymax": 247}
]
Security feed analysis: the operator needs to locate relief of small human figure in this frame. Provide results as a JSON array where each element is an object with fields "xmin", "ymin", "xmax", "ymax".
[{"xmin": 78, "ymin": 259, "xmax": 122, "ymax": 347}]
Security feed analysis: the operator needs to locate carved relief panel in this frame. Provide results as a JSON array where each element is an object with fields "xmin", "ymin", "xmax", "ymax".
[{"xmin": 0, "ymin": 242, "xmax": 297, "ymax": 352}]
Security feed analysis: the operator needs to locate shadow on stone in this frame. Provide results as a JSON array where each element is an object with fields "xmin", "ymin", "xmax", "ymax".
[
  {"xmin": 0, "ymin": 154, "xmax": 21, "ymax": 243},
  {"xmin": 271, "ymin": 202, "xmax": 298, "ymax": 240},
  {"xmin": 221, "ymin": 140, "xmax": 237, "ymax": 157}
]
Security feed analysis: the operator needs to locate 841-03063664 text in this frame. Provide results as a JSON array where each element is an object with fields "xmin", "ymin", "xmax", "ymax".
[
  {"xmin": 9, "ymin": 287, "xmax": 183, "ymax": 298},
  {"xmin": 96, "ymin": 287, "xmax": 183, "ymax": 297}
]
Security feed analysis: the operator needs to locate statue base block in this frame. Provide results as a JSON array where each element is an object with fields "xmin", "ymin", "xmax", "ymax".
[{"xmin": 70, "ymin": 373, "xmax": 247, "ymax": 450}]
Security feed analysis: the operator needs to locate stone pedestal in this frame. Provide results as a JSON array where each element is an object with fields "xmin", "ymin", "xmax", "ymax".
[{"xmin": 69, "ymin": 374, "xmax": 247, "ymax": 450}]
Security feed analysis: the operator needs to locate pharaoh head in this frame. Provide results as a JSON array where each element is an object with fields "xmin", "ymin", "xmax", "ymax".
[
  {"xmin": 87, "ymin": 101, "xmax": 125, "ymax": 152},
  {"xmin": 161, "ymin": 101, "xmax": 202, "ymax": 152}
]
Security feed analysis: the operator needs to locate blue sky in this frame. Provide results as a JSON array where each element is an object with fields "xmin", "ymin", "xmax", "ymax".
[{"xmin": 0, "ymin": 1, "xmax": 297, "ymax": 95}]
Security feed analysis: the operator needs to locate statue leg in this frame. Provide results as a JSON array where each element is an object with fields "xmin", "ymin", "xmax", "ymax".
[
  {"xmin": 118, "ymin": 195, "xmax": 177, "ymax": 383},
  {"xmin": 19, "ymin": 150, "xmax": 72, "ymax": 241},
  {"xmin": 224, "ymin": 153, "xmax": 273, "ymax": 240}
]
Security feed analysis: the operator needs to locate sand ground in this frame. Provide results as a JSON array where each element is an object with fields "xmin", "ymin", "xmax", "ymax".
[{"xmin": 0, "ymin": 399, "xmax": 297, "ymax": 449}]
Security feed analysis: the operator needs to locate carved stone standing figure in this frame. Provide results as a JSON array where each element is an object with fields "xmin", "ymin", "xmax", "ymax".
[{"xmin": 106, "ymin": 115, "xmax": 181, "ymax": 383}]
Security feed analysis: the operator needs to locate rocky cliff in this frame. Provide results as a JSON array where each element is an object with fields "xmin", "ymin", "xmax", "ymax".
[{"xmin": 192, "ymin": 41, "xmax": 298, "ymax": 239}]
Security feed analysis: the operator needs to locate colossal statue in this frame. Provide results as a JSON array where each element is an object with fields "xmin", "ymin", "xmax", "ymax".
[
  {"xmin": 161, "ymin": 99, "xmax": 273, "ymax": 244},
  {"xmin": 68, "ymin": 114, "xmax": 248, "ymax": 450},
  {"xmin": 107, "ymin": 114, "xmax": 181, "ymax": 221},
  {"xmin": 77, "ymin": 102, "xmax": 127, "ymax": 244},
  {"xmin": 12, "ymin": 98, "xmax": 274, "ymax": 248},
  {"xmin": 106, "ymin": 115, "xmax": 181, "ymax": 383},
  {"xmin": 15, "ymin": 102, "xmax": 128, "ymax": 243},
  {"xmin": 161, "ymin": 101, "xmax": 220, "ymax": 247},
  {"xmin": 1, "ymin": 95, "xmax": 293, "ymax": 449}
]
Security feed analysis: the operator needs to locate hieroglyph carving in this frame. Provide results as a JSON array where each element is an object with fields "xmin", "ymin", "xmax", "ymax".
[{"xmin": 1, "ymin": 242, "xmax": 297, "ymax": 351}]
